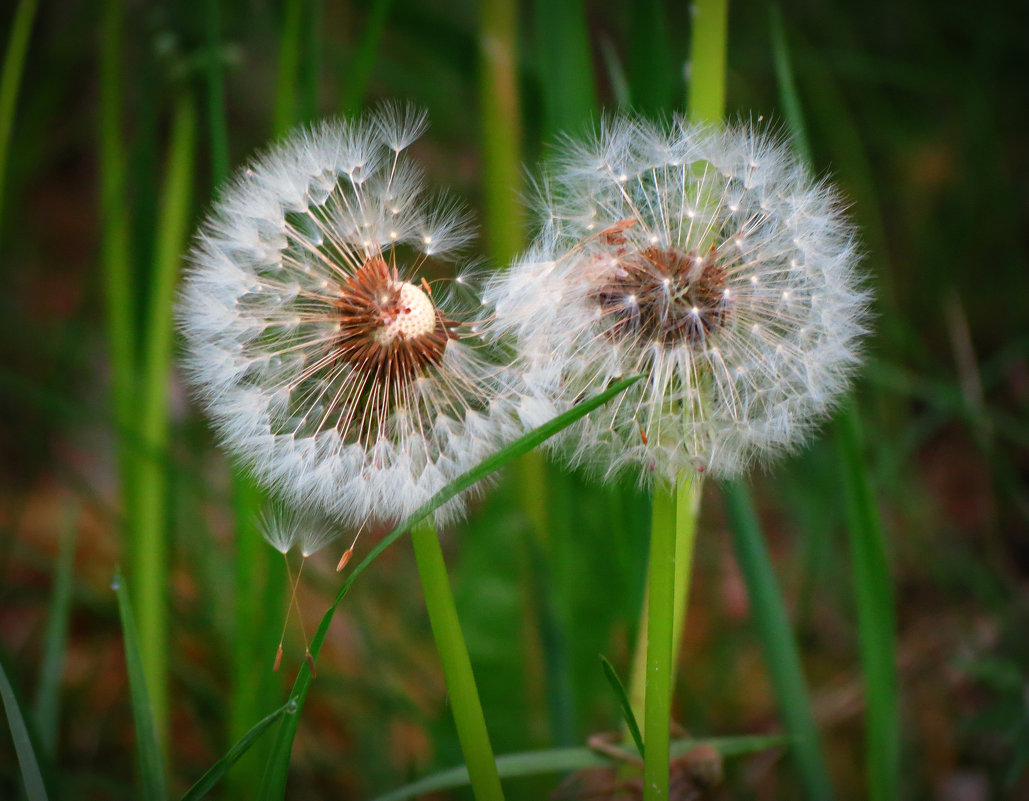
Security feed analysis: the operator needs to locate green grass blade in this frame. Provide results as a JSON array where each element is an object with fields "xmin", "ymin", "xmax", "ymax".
[
  {"xmin": 0, "ymin": 0, "xmax": 38, "ymax": 233},
  {"xmin": 628, "ymin": 0, "xmax": 671, "ymax": 114},
  {"xmin": 836, "ymin": 408, "xmax": 900, "ymax": 801},
  {"xmin": 179, "ymin": 701, "xmax": 293, "ymax": 801},
  {"xmin": 205, "ymin": 0, "xmax": 230, "ymax": 184},
  {"xmin": 113, "ymin": 570, "xmax": 169, "ymax": 801},
  {"xmin": 340, "ymin": 0, "xmax": 393, "ymax": 113},
  {"xmin": 533, "ymin": 0, "xmax": 597, "ymax": 136},
  {"xmin": 257, "ymin": 375, "xmax": 642, "ymax": 801},
  {"xmin": 273, "ymin": 0, "xmax": 305, "ymax": 134},
  {"xmin": 0, "ymin": 649, "xmax": 51, "ymax": 801},
  {"xmin": 722, "ymin": 480, "xmax": 834, "ymax": 800},
  {"xmin": 32, "ymin": 504, "xmax": 77, "ymax": 755},
  {"xmin": 133, "ymin": 91, "xmax": 197, "ymax": 752},
  {"xmin": 770, "ymin": 15, "xmax": 900, "ymax": 798},
  {"xmin": 599, "ymin": 655, "xmax": 644, "ymax": 758},
  {"xmin": 370, "ymin": 735, "xmax": 787, "ymax": 801}
]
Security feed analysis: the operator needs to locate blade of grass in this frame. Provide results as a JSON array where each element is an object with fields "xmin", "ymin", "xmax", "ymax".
[
  {"xmin": 836, "ymin": 407, "xmax": 899, "ymax": 801},
  {"xmin": 0, "ymin": 649, "xmax": 51, "ymax": 801},
  {"xmin": 133, "ymin": 90, "xmax": 197, "ymax": 752},
  {"xmin": 257, "ymin": 375, "xmax": 642, "ymax": 801},
  {"xmin": 99, "ymin": 0, "xmax": 137, "ymax": 516},
  {"xmin": 340, "ymin": 0, "xmax": 393, "ymax": 114},
  {"xmin": 599, "ymin": 655, "xmax": 644, "ymax": 758},
  {"xmin": 371, "ymin": 734, "xmax": 788, "ymax": 801},
  {"xmin": 273, "ymin": 0, "xmax": 305, "ymax": 135},
  {"xmin": 722, "ymin": 480, "xmax": 833, "ymax": 800},
  {"xmin": 113, "ymin": 570, "xmax": 169, "ymax": 801},
  {"xmin": 298, "ymin": 0, "xmax": 322, "ymax": 123},
  {"xmin": 179, "ymin": 700, "xmax": 294, "ymax": 801},
  {"xmin": 0, "ymin": 0, "xmax": 38, "ymax": 234},
  {"xmin": 533, "ymin": 0, "xmax": 597, "ymax": 136},
  {"xmin": 411, "ymin": 518, "xmax": 505, "ymax": 801},
  {"xmin": 628, "ymin": 0, "xmax": 671, "ymax": 114},
  {"xmin": 32, "ymin": 504, "xmax": 78, "ymax": 755},
  {"xmin": 205, "ymin": 0, "xmax": 230, "ymax": 184},
  {"xmin": 771, "ymin": 14, "xmax": 899, "ymax": 798}
]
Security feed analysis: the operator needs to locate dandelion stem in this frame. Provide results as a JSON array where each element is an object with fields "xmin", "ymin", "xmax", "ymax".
[
  {"xmin": 642, "ymin": 482, "xmax": 676, "ymax": 799},
  {"xmin": 410, "ymin": 519, "xmax": 505, "ymax": 801},
  {"xmin": 687, "ymin": 0, "xmax": 729, "ymax": 124}
]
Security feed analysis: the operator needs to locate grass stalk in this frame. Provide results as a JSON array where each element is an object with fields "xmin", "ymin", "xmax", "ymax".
[
  {"xmin": 769, "ymin": 14, "xmax": 898, "ymax": 795},
  {"xmin": 687, "ymin": 0, "xmax": 729, "ymax": 123},
  {"xmin": 99, "ymin": 0, "xmax": 138, "ymax": 533},
  {"xmin": 410, "ymin": 518, "xmax": 505, "ymax": 801},
  {"xmin": 273, "ymin": 0, "xmax": 305, "ymax": 135},
  {"xmin": 642, "ymin": 482, "xmax": 676, "ymax": 799},
  {"xmin": 670, "ymin": 475, "xmax": 702, "ymax": 665},
  {"xmin": 0, "ymin": 0, "xmax": 38, "ymax": 236},
  {"xmin": 836, "ymin": 407, "xmax": 899, "ymax": 801},
  {"xmin": 133, "ymin": 91, "xmax": 197, "ymax": 750},
  {"xmin": 205, "ymin": 0, "xmax": 230, "ymax": 184},
  {"xmin": 722, "ymin": 480, "xmax": 833, "ymax": 800},
  {"xmin": 340, "ymin": 0, "xmax": 393, "ymax": 114},
  {"xmin": 478, "ymin": 0, "xmax": 522, "ymax": 266}
]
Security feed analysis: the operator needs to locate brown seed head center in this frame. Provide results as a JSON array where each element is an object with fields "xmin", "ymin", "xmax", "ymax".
[
  {"xmin": 593, "ymin": 245, "xmax": 729, "ymax": 345},
  {"xmin": 333, "ymin": 256, "xmax": 457, "ymax": 390}
]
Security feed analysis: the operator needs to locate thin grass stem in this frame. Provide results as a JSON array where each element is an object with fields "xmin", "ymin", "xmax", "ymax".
[
  {"xmin": 133, "ymin": 91, "xmax": 197, "ymax": 751},
  {"xmin": 836, "ymin": 407, "xmax": 899, "ymax": 801},
  {"xmin": 722, "ymin": 479, "xmax": 833, "ymax": 800},
  {"xmin": 340, "ymin": 0, "xmax": 393, "ymax": 114},
  {"xmin": 0, "ymin": 0, "xmax": 38, "ymax": 236},
  {"xmin": 410, "ymin": 518, "xmax": 505, "ymax": 801},
  {"xmin": 273, "ymin": 0, "xmax": 305, "ymax": 135}
]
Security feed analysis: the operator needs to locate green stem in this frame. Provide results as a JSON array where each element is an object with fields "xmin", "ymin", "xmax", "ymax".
[
  {"xmin": 133, "ymin": 92, "xmax": 196, "ymax": 751},
  {"xmin": 340, "ymin": 0, "xmax": 393, "ymax": 114},
  {"xmin": 670, "ymin": 475, "xmax": 702, "ymax": 663},
  {"xmin": 836, "ymin": 407, "xmax": 899, "ymax": 801},
  {"xmin": 687, "ymin": 0, "xmax": 729, "ymax": 124},
  {"xmin": 642, "ymin": 482, "xmax": 676, "ymax": 800},
  {"xmin": 723, "ymin": 480, "xmax": 833, "ymax": 800},
  {"xmin": 0, "ymin": 0, "xmax": 38, "ymax": 236},
  {"xmin": 410, "ymin": 519, "xmax": 505, "ymax": 801}
]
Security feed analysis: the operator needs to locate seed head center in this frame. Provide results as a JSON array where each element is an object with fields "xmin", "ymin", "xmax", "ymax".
[{"xmin": 374, "ymin": 281, "xmax": 437, "ymax": 344}]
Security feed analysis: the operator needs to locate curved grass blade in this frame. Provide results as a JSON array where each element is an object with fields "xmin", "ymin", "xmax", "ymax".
[
  {"xmin": 599, "ymin": 654, "xmax": 644, "ymax": 758},
  {"xmin": 771, "ymin": 12, "xmax": 899, "ymax": 799},
  {"xmin": 33, "ymin": 504, "xmax": 77, "ymax": 755},
  {"xmin": 371, "ymin": 734, "xmax": 787, "ymax": 801},
  {"xmin": 114, "ymin": 570, "xmax": 168, "ymax": 801},
  {"xmin": 179, "ymin": 700, "xmax": 293, "ymax": 801},
  {"xmin": 0, "ymin": 649, "xmax": 51, "ymax": 801},
  {"xmin": 257, "ymin": 374, "xmax": 642, "ymax": 801},
  {"xmin": 722, "ymin": 480, "xmax": 834, "ymax": 800},
  {"xmin": 0, "ymin": 0, "xmax": 39, "ymax": 232}
]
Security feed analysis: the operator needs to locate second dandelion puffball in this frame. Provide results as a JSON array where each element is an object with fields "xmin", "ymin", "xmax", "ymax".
[{"xmin": 486, "ymin": 117, "xmax": 869, "ymax": 483}]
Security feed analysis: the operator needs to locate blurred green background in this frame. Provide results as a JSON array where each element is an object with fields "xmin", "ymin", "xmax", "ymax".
[{"xmin": 1, "ymin": 0, "xmax": 1027, "ymax": 799}]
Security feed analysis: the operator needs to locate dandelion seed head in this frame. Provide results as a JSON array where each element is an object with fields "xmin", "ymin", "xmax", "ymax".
[
  {"xmin": 486, "ymin": 115, "xmax": 869, "ymax": 484},
  {"xmin": 179, "ymin": 110, "xmax": 517, "ymax": 528}
]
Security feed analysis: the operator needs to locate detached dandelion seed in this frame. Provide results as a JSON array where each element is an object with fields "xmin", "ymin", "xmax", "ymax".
[
  {"xmin": 258, "ymin": 507, "xmax": 337, "ymax": 675},
  {"xmin": 487, "ymin": 116, "xmax": 869, "ymax": 483},
  {"xmin": 179, "ymin": 105, "xmax": 517, "ymax": 532}
]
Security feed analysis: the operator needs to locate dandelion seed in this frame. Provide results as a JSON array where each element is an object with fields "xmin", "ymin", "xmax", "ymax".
[
  {"xmin": 486, "ymin": 115, "xmax": 869, "ymax": 483},
  {"xmin": 179, "ymin": 107, "xmax": 517, "ymax": 529}
]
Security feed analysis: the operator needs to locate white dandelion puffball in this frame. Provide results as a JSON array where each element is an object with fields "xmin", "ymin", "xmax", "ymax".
[
  {"xmin": 179, "ymin": 106, "xmax": 516, "ymax": 528},
  {"xmin": 486, "ymin": 116, "xmax": 869, "ymax": 484}
]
